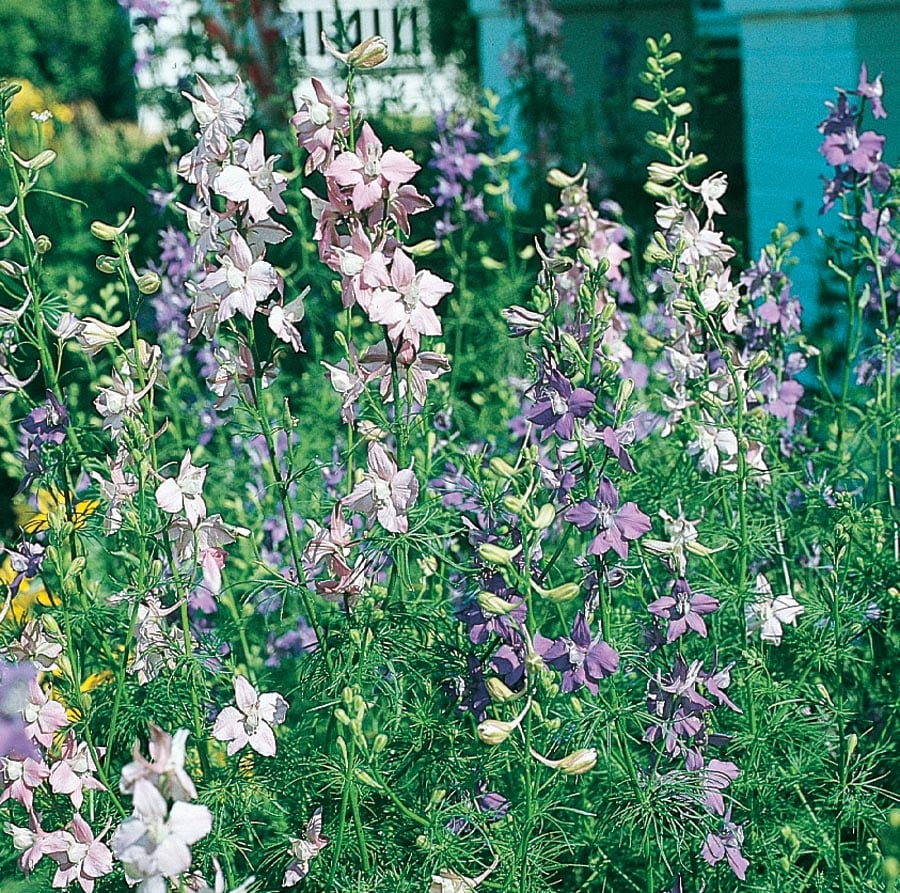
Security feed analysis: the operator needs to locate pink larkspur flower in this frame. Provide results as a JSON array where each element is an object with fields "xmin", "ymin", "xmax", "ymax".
[
  {"xmin": 326, "ymin": 122, "xmax": 420, "ymax": 212},
  {"xmin": 367, "ymin": 249, "xmax": 452, "ymax": 347},
  {"xmin": 44, "ymin": 814, "xmax": 113, "ymax": 893},
  {"xmin": 110, "ymin": 779, "xmax": 212, "ymax": 889},
  {"xmin": 291, "ymin": 77, "xmax": 351, "ymax": 174},
  {"xmin": 214, "ymin": 131, "xmax": 288, "ymax": 223},
  {"xmin": 343, "ymin": 442, "xmax": 419, "ymax": 533}
]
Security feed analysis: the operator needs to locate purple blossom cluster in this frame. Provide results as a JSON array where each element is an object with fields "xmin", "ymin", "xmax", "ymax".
[{"xmin": 429, "ymin": 109, "xmax": 487, "ymax": 243}]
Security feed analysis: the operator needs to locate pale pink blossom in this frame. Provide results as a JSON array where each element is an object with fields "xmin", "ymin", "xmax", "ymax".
[
  {"xmin": 92, "ymin": 452, "xmax": 138, "ymax": 535},
  {"xmin": 5, "ymin": 820, "xmax": 66, "ymax": 873},
  {"xmin": 686, "ymin": 420, "xmax": 738, "ymax": 475},
  {"xmin": 0, "ymin": 755, "xmax": 50, "ymax": 813},
  {"xmin": 326, "ymin": 122, "xmax": 419, "ymax": 212},
  {"xmin": 746, "ymin": 575, "xmax": 804, "ymax": 645},
  {"xmin": 214, "ymin": 131, "xmax": 288, "ymax": 222},
  {"xmin": 267, "ymin": 290, "xmax": 307, "ymax": 352},
  {"xmin": 291, "ymin": 77, "xmax": 351, "ymax": 174},
  {"xmin": 44, "ymin": 814, "xmax": 113, "ymax": 893},
  {"xmin": 367, "ymin": 249, "xmax": 452, "ymax": 347},
  {"xmin": 182, "ymin": 75, "xmax": 245, "ymax": 157},
  {"xmin": 199, "ymin": 232, "xmax": 280, "ymax": 324},
  {"xmin": 343, "ymin": 442, "xmax": 419, "ymax": 533},
  {"xmin": 119, "ymin": 725, "xmax": 197, "ymax": 802},
  {"xmin": 212, "ymin": 676, "xmax": 288, "ymax": 757},
  {"xmin": 23, "ymin": 678, "xmax": 68, "ymax": 748},
  {"xmin": 155, "ymin": 451, "xmax": 208, "ymax": 528},
  {"xmin": 360, "ymin": 339, "xmax": 451, "ymax": 406},
  {"xmin": 48, "ymin": 733, "xmax": 106, "ymax": 810}
]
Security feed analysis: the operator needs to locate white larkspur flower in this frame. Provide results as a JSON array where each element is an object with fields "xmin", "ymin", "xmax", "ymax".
[
  {"xmin": 110, "ymin": 779, "xmax": 212, "ymax": 892},
  {"xmin": 283, "ymin": 807, "xmax": 328, "ymax": 886},
  {"xmin": 745, "ymin": 574, "xmax": 804, "ymax": 645},
  {"xmin": 212, "ymin": 676, "xmax": 288, "ymax": 757},
  {"xmin": 155, "ymin": 451, "xmax": 208, "ymax": 528}
]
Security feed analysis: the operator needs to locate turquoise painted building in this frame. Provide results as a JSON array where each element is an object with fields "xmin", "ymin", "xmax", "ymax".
[{"xmin": 470, "ymin": 0, "xmax": 900, "ymax": 309}]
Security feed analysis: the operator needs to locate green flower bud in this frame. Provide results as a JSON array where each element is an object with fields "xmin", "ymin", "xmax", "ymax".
[
  {"xmin": 476, "ymin": 718, "xmax": 517, "ymax": 745},
  {"xmin": 373, "ymin": 734, "xmax": 388, "ymax": 753},
  {"xmin": 347, "ymin": 35, "xmax": 389, "ymax": 69},
  {"xmin": 90, "ymin": 208, "xmax": 135, "ymax": 241},
  {"xmin": 558, "ymin": 747, "xmax": 598, "ymax": 776},
  {"xmin": 540, "ymin": 582, "xmax": 580, "ymax": 603},
  {"xmin": 530, "ymin": 504, "xmax": 556, "ymax": 530},
  {"xmin": 486, "ymin": 677, "xmax": 521, "ymax": 702},
  {"xmin": 18, "ymin": 149, "xmax": 56, "ymax": 171},
  {"xmin": 96, "ymin": 255, "xmax": 118, "ymax": 274},
  {"xmin": 136, "ymin": 272, "xmax": 161, "ymax": 295},
  {"xmin": 476, "ymin": 591, "xmax": 520, "ymax": 615},
  {"xmin": 34, "ymin": 235, "xmax": 51, "ymax": 255},
  {"xmin": 546, "ymin": 163, "xmax": 587, "ymax": 188},
  {"xmin": 502, "ymin": 494, "xmax": 525, "ymax": 514},
  {"xmin": 478, "ymin": 543, "xmax": 521, "ymax": 566},
  {"xmin": 489, "ymin": 457, "xmax": 518, "ymax": 478},
  {"xmin": 90, "ymin": 221, "xmax": 122, "ymax": 241}
]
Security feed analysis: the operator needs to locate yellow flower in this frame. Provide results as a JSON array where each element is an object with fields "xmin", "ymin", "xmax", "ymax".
[
  {"xmin": 16, "ymin": 489, "xmax": 100, "ymax": 533},
  {"xmin": 0, "ymin": 556, "xmax": 57, "ymax": 626}
]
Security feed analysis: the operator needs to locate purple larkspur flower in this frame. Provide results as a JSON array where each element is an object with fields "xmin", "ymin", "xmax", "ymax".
[
  {"xmin": 527, "ymin": 370, "xmax": 595, "ymax": 440},
  {"xmin": 564, "ymin": 477, "xmax": 651, "ymax": 559},
  {"xmin": 533, "ymin": 612, "xmax": 618, "ymax": 695},
  {"xmin": 701, "ymin": 807, "xmax": 749, "ymax": 879},
  {"xmin": 454, "ymin": 590, "xmax": 527, "ymax": 646},
  {"xmin": 448, "ymin": 654, "xmax": 490, "ymax": 721},
  {"xmin": 857, "ymin": 63, "xmax": 886, "ymax": 119},
  {"xmin": 647, "ymin": 578, "xmax": 719, "ymax": 643},
  {"xmin": 490, "ymin": 640, "xmax": 526, "ymax": 690}
]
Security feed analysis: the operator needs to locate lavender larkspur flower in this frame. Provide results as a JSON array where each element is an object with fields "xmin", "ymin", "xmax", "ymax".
[
  {"xmin": 564, "ymin": 477, "xmax": 651, "ymax": 559},
  {"xmin": 527, "ymin": 369, "xmax": 595, "ymax": 440},
  {"xmin": 533, "ymin": 612, "xmax": 618, "ymax": 695},
  {"xmin": 0, "ymin": 661, "xmax": 37, "ymax": 760},
  {"xmin": 647, "ymin": 578, "xmax": 719, "ymax": 643},
  {"xmin": 701, "ymin": 807, "xmax": 749, "ymax": 879}
]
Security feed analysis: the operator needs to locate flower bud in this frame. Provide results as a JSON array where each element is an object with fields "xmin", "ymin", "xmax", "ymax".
[
  {"xmin": 672, "ymin": 299, "xmax": 695, "ymax": 313},
  {"xmin": 354, "ymin": 769, "xmax": 382, "ymax": 789},
  {"xmin": 546, "ymin": 163, "xmax": 587, "ymax": 188},
  {"xmin": 502, "ymin": 495, "xmax": 525, "ymax": 514},
  {"xmin": 558, "ymin": 747, "xmax": 598, "ymax": 775},
  {"xmin": 0, "ymin": 260, "xmax": 23, "ymax": 277},
  {"xmin": 90, "ymin": 221, "xmax": 121, "ymax": 241},
  {"xmin": 476, "ymin": 718, "xmax": 517, "ymax": 745},
  {"xmin": 489, "ymin": 457, "xmax": 518, "ymax": 478},
  {"xmin": 486, "ymin": 677, "xmax": 521, "ymax": 702},
  {"xmin": 136, "ymin": 272, "xmax": 161, "ymax": 295},
  {"xmin": 372, "ymin": 733, "xmax": 388, "ymax": 753},
  {"xmin": 530, "ymin": 504, "xmax": 556, "ymax": 530},
  {"xmin": 34, "ymin": 235, "xmax": 51, "ymax": 255},
  {"xmin": 476, "ymin": 591, "xmax": 520, "ymax": 615},
  {"xmin": 96, "ymin": 255, "xmax": 118, "ymax": 274},
  {"xmin": 540, "ymin": 582, "xmax": 580, "ymax": 603},
  {"xmin": 407, "ymin": 239, "xmax": 437, "ymax": 257},
  {"xmin": 90, "ymin": 208, "xmax": 135, "ymax": 241},
  {"xmin": 347, "ymin": 35, "xmax": 389, "ymax": 68},
  {"xmin": 19, "ymin": 149, "xmax": 57, "ymax": 171},
  {"xmin": 478, "ymin": 543, "xmax": 521, "ymax": 567},
  {"xmin": 577, "ymin": 247, "xmax": 596, "ymax": 269}
]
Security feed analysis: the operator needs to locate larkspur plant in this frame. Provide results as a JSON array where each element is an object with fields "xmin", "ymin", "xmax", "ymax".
[{"xmin": 0, "ymin": 26, "xmax": 898, "ymax": 893}]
